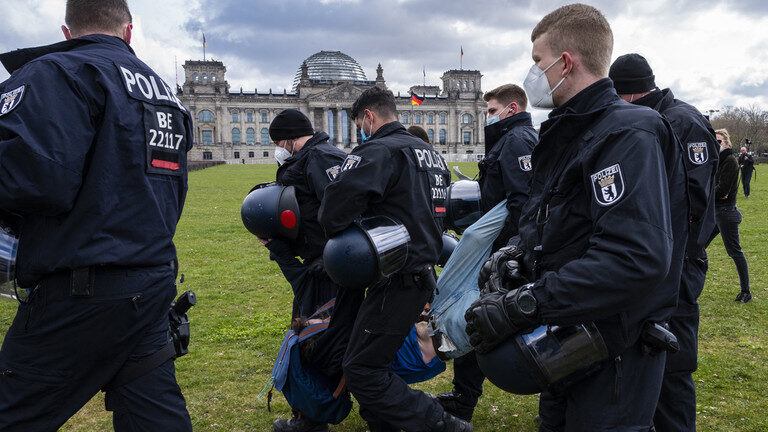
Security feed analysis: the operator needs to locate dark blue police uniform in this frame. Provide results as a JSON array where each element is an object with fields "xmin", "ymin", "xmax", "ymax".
[
  {"xmin": 266, "ymin": 131, "xmax": 346, "ymax": 319},
  {"xmin": 318, "ymin": 121, "xmax": 451, "ymax": 431},
  {"xmin": 632, "ymin": 89, "xmax": 718, "ymax": 432},
  {"xmin": 0, "ymin": 35, "xmax": 192, "ymax": 431},
  {"xmin": 449, "ymin": 111, "xmax": 537, "ymax": 418},
  {"xmin": 512, "ymin": 79, "xmax": 688, "ymax": 431}
]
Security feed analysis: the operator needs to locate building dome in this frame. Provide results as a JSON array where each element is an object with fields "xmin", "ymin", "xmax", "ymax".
[{"xmin": 293, "ymin": 51, "xmax": 367, "ymax": 89}]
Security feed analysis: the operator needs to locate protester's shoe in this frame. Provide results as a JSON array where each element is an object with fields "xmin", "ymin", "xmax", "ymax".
[
  {"xmin": 428, "ymin": 411, "xmax": 473, "ymax": 432},
  {"xmin": 436, "ymin": 391, "xmax": 476, "ymax": 422},
  {"xmin": 735, "ymin": 291, "xmax": 753, "ymax": 303},
  {"xmin": 366, "ymin": 419, "xmax": 401, "ymax": 432},
  {"xmin": 273, "ymin": 414, "xmax": 329, "ymax": 432}
]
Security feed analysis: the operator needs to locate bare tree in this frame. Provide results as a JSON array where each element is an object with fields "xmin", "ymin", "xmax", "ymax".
[{"xmin": 711, "ymin": 105, "xmax": 768, "ymax": 154}]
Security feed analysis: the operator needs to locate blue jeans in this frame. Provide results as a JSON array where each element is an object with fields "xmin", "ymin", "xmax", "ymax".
[{"xmin": 709, "ymin": 205, "xmax": 749, "ymax": 293}]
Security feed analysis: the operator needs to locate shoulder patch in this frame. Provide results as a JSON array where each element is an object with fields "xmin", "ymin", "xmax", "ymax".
[
  {"xmin": 590, "ymin": 163, "xmax": 625, "ymax": 206},
  {"xmin": 341, "ymin": 154, "xmax": 362, "ymax": 171},
  {"xmin": 0, "ymin": 85, "xmax": 26, "ymax": 117},
  {"xmin": 687, "ymin": 142, "xmax": 708, "ymax": 165},
  {"xmin": 518, "ymin": 154, "xmax": 532, "ymax": 171},
  {"xmin": 326, "ymin": 164, "xmax": 341, "ymax": 181}
]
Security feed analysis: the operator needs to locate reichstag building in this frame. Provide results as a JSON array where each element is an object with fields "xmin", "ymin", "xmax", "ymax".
[{"xmin": 179, "ymin": 51, "xmax": 487, "ymax": 163}]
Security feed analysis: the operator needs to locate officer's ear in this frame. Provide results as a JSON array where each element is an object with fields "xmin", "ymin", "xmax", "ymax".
[
  {"xmin": 122, "ymin": 23, "xmax": 133, "ymax": 45},
  {"xmin": 560, "ymin": 52, "xmax": 574, "ymax": 78},
  {"xmin": 62, "ymin": 25, "xmax": 73, "ymax": 41}
]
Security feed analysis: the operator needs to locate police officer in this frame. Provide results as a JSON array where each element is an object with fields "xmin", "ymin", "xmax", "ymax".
[
  {"xmin": 259, "ymin": 109, "xmax": 349, "ymax": 432},
  {"xmin": 0, "ymin": 1, "xmax": 192, "ymax": 430},
  {"xmin": 437, "ymin": 83, "xmax": 537, "ymax": 421},
  {"xmin": 318, "ymin": 87, "xmax": 470, "ymax": 432},
  {"xmin": 610, "ymin": 53, "xmax": 719, "ymax": 432},
  {"xmin": 465, "ymin": 4, "xmax": 688, "ymax": 431}
]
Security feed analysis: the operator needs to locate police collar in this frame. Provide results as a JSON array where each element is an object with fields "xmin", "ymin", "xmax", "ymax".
[
  {"xmin": 549, "ymin": 78, "xmax": 617, "ymax": 118},
  {"xmin": 304, "ymin": 131, "xmax": 330, "ymax": 149},
  {"xmin": 484, "ymin": 111, "xmax": 533, "ymax": 153},
  {"xmin": 367, "ymin": 121, "xmax": 405, "ymax": 142},
  {"xmin": 0, "ymin": 34, "xmax": 134, "ymax": 74},
  {"xmin": 632, "ymin": 88, "xmax": 669, "ymax": 111}
]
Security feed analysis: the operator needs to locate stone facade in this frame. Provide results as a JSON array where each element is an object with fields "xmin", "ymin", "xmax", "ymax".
[{"xmin": 178, "ymin": 52, "xmax": 487, "ymax": 164}]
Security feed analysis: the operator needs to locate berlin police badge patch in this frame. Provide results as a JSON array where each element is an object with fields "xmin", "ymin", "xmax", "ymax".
[
  {"xmin": 687, "ymin": 142, "xmax": 709, "ymax": 165},
  {"xmin": 0, "ymin": 85, "xmax": 26, "ymax": 117},
  {"xmin": 590, "ymin": 163, "xmax": 625, "ymax": 206},
  {"xmin": 326, "ymin": 164, "xmax": 341, "ymax": 181},
  {"xmin": 518, "ymin": 154, "xmax": 532, "ymax": 171},
  {"xmin": 341, "ymin": 155, "xmax": 362, "ymax": 172}
]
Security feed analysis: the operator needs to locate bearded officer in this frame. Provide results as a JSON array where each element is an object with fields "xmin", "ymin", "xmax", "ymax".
[
  {"xmin": 318, "ymin": 86, "xmax": 470, "ymax": 432},
  {"xmin": 610, "ymin": 53, "xmax": 719, "ymax": 432},
  {"xmin": 437, "ymin": 83, "xmax": 537, "ymax": 422},
  {"xmin": 465, "ymin": 4, "xmax": 688, "ymax": 431},
  {"xmin": 0, "ymin": 0, "xmax": 192, "ymax": 430}
]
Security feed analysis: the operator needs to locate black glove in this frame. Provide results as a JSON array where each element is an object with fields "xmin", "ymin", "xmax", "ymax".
[
  {"xmin": 478, "ymin": 245, "xmax": 528, "ymax": 294},
  {"xmin": 307, "ymin": 256, "xmax": 325, "ymax": 275},
  {"xmin": 465, "ymin": 283, "xmax": 539, "ymax": 354}
]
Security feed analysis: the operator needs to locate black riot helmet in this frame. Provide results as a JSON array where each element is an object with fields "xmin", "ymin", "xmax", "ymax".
[
  {"xmin": 438, "ymin": 232, "xmax": 459, "ymax": 267},
  {"xmin": 241, "ymin": 182, "xmax": 301, "ymax": 240},
  {"xmin": 444, "ymin": 180, "xmax": 482, "ymax": 232},
  {"xmin": 323, "ymin": 216, "xmax": 410, "ymax": 289},
  {"xmin": 477, "ymin": 323, "xmax": 609, "ymax": 395}
]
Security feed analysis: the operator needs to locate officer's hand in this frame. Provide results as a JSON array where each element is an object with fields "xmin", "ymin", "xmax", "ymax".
[
  {"xmin": 307, "ymin": 256, "xmax": 325, "ymax": 275},
  {"xmin": 257, "ymin": 237, "xmax": 272, "ymax": 246},
  {"xmin": 465, "ymin": 283, "xmax": 539, "ymax": 354},
  {"xmin": 478, "ymin": 245, "xmax": 527, "ymax": 294}
]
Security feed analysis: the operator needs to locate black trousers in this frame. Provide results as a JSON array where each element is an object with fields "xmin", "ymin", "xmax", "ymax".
[
  {"xmin": 709, "ymin": 205, "xmax": 749, "ymax": 293},
  {"xmin": 654, "ymin": 253, "xmax": 708, "ymax": 432},
  {"xmin": 741, "ymin": 168, "xmax": 753, "ymax": 197},
  {"xmin": 538, "ymin": 341, "xmax": 666, "ymax": 432},
  {"xmin": 342, "ymin": 273, "xmax": 442, "ymax": 432}
]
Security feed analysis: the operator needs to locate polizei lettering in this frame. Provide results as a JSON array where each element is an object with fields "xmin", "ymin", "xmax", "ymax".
[
  {"xmin": 120, "ymin": 66, "xmax": 185, "ymax": 110},
  {"xmin": 412, "ymin": 148, "xmax": 448, "ymax": 171}
]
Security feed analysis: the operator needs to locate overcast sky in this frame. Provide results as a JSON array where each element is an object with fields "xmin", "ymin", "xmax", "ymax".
[{"xmin": 1, "ymin": 0, "xmax": 766, "ymax": 125}]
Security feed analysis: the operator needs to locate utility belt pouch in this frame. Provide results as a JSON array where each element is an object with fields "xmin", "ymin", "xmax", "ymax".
[
  {"xmin": 640, "ymin": 322, "xmax": 679, "ymax": 355},
  {"xmin": 413, "ymin": 265, "xmax": 437, "ymax": 294},
  {"xmin": 70, "ymin": 267, "xmax": 94, "ymax": 297}
]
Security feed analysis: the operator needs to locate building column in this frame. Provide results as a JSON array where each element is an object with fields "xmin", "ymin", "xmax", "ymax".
[
  {"xmin": 322, "ymin": 108, "xmax": 329, "ymax": 134},
  {"xmin": 335, "ymin": 108, "xmax": 343, "ymax": 148},
  {"xmin": 349, "ymin": 109, "xmax": 358, "ymax": 148},
  {"xmin": 448, "ymin": 106, "xmax": 456, "ymax": 146}
]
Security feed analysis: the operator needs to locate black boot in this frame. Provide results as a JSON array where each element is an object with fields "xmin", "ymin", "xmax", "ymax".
[
  {"xmin": 435, "ymin": 391, "xmax": 476, "ymax": 422},
  {"xmin": 273, "ymin": 411, "xmax": 329, "ymax": 432},
  {"xmin": 427, "ymin": 410, "xmax": 473, "ymax": 432},
  {"xmin": 366, "ymin": 419, "xmax": 401, "ymax": 432},
  {"xmin": 735, "ymin": 291, "xmax": 753, "ymax": 303}
]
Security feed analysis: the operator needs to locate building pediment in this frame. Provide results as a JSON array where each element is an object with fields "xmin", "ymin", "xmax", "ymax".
[{"xmin": 305, "ymin": 82, "xmax": 369, "ymax": 102}]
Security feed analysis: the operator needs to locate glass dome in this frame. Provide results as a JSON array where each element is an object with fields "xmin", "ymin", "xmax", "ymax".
[{"xmin": 293, "ymin": 51, "xmax": 368, "ymax": 89}]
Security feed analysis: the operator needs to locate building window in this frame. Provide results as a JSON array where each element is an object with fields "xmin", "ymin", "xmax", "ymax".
[
  {"xmin": 470, "ymin": 81, "xmax": 475, "ymax": 89},
  {"xmin": 463, "ymin": 131, "xmax": 471, "ymax": 144},
  {"xmin": 203, "ymin": 151, "xmax": 212, "ymax": 160},
  {"xmin": 263, "ymin": 151, "xmax": 269, "ymax": 157},
  {"xmin": 232, "ymin": 112, "xmax": 238, "ymax": 122},
  {"xmin": 193, "ymin": 73, "xmax": 199, "ymax": 82},
  {"xmin": 261, "ymin": 128, "xmax": 269, "ymax": 145},
  {"xmin": 439, "ymin": 129, "xmax": 446, "ymax": 144},
  {"xmin": 246, "ymin": 128, "xmax": 255, "ymax": 145},
  {"xmin": 248, "ymin": 151, "xmax": 255, "ymax": 158},
  {"xmin": 198, "ymin": 110, "xmax": 214, "ymax": 122},
  {"xmin": 403, "ymin": 114, "xmax": 409, "ymax": 124},
  {"xmin": 232, "ymin": 128, "xmax": 241, "ymax": 144},
  {"xmin": 202, "ymin": 130, "xmax": 213, "ymax": 145},
  {"xmin": 202, "ymin": 73, "xmax": 207, "ymax": 81},
  {"xmin": 442, "ymin": 150, "xmax": 447, "ymax": 154},
  {"xmin": 427, "ymin": 129, "xmax": 434, "ymax": 143},
  {"xmin": 247, "ymin": 113, "xmax": 253, "ymax": 122},
  {"xmin": 211, "ymin": 74, "xmax": 216, "ymax": 82},
  {"xmin": 261, "ymin": 113, "xmax": 268, "ymax": 122},
  {"xmin": 440, "ymin": 115, "xmax": 446, "ymax": 124},
  {"xmin": 234, "ymin": 151, "xmax": 240, "ymax": 159},
  {"xmin": 462, "ymin": 114, "xmax": 472, "ymax": 124},
  {"xmin": 415, "ymin": 115, "xmax": 422, "ymax": 124},
  {"xmin": 428, "ymin": 115, "xmax": 434, "ymax": 124}
]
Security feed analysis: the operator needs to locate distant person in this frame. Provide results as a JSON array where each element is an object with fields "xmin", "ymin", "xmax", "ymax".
[
  {"xmin": 738, "ymin": 145, "xmax": 755, "ymax": 197},
  {"xmin": 407, "ymin": 125, "xmax": 431, "ymax": 144},
  {"xmin": 709, "ymin": 129, "xmax": 751, "ymax": 302}
]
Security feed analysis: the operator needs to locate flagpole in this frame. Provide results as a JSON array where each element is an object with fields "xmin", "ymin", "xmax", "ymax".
[{"xmin": 203, "ymin": 33, "xmax": 206, "ymax": 61}]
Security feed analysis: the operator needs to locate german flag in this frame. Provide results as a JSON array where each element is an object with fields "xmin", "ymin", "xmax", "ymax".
[{"xmin": 411, "ymin": 92, "xmax": 424, "ymax": 106}]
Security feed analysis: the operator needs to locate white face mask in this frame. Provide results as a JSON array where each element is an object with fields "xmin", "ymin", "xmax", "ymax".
[
  {"xmin": 486, "ymin": 102, "xmax": 513, "ymax": 126},
  {"xmin": 274, "ymin": 141, "xmax": 294, "ymax": 166},
  {"xmin": 523, "ymin": 56, "xmax": 567, "ymax": 109}
]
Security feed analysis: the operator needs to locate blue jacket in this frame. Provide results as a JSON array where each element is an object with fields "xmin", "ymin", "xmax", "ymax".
[
  {"xmin": 0, "ymin": 34, "xmax": 192, "ymax": 285},
  {"xmin": 517, "ymin": 79, "xmax": 689, "ymax": 355},
  {"xmin": 479, "ymin": 111, "xmax": 537, "ymax": 247}
]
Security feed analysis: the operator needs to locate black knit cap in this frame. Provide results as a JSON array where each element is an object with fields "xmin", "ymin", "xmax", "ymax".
[
  {"xmin": 609, "ymin": 53, "xmax": 657, "ymax": 94},
  {"xmin": 269, "ymin": 109, "xmax": 314, "ymax": 141}
]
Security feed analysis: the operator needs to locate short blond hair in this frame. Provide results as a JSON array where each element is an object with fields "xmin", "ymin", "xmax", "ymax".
[
  {"xmin": 715, "ymin": 128, "xmax": 731, "ymax": 147},
  {"xmin": 531, "ymin": 3, "xmax": 614, "ymax": 77}
]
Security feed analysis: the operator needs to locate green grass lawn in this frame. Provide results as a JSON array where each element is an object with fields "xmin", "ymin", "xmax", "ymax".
[{"xmin": 0, "ymin": 162, "xmax": 765, "ymax": 431}]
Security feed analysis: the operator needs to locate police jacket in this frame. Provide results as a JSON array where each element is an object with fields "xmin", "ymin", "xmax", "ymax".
[
  {"xmin": 715, "ymin": 148, "xmax": 739, "ymax": 206},
  {"xmin": 318, "ymin": 121, "xmax": 450, "ymax": 273},
  {"xmin": 634, "ymin": 88, "xmax": 718, "ymax": 255},
  {"xmin": 738, "ymin": 152, "xmax": 755, "ymax": 173},
  {"xmin": 479, "ymin": 111, "xmax": 537, "ymax": 246},
  {"xmin": 516, "ymin": 79, "xmax": 688, "ymax": 355},
  {"xmin": 0, "ymin": 35, "xmax": 192, "ymax": 286},
  {"xmin": 275, "ymin": 131, "xmax": 346, "ymax": 261}
]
